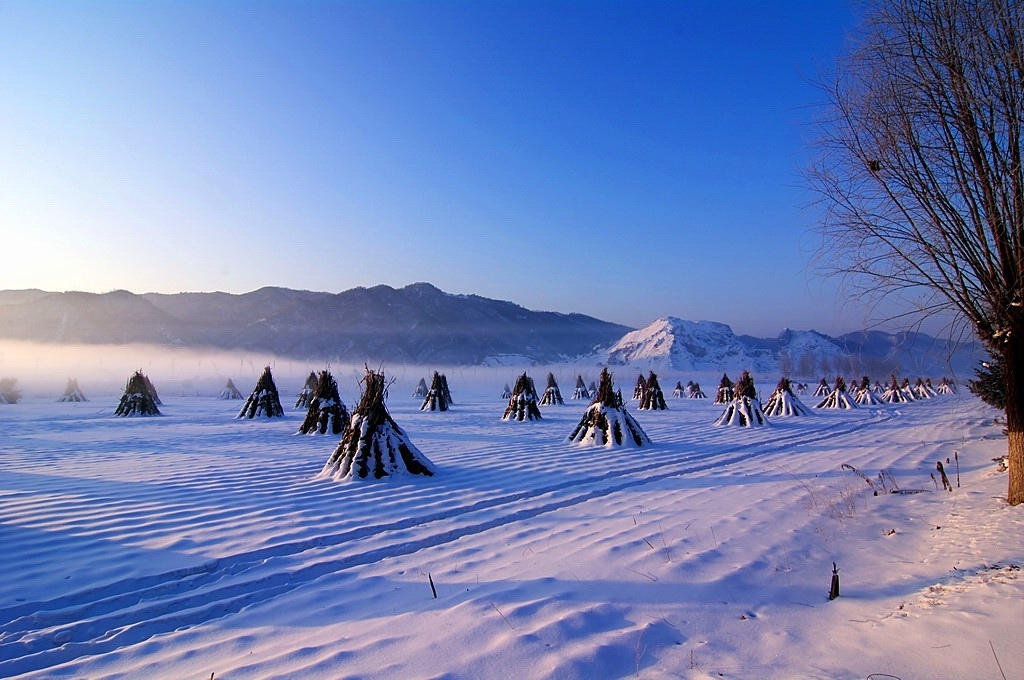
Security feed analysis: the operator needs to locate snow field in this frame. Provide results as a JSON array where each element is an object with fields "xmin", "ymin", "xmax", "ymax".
[{"xmin": 0, "ymin": 388, "xmax": 1020, "ymax": 679}]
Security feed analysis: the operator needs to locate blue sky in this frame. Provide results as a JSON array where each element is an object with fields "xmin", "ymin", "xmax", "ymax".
[{"xmin": 0, "ymin": 0, "xmax": 875, "ymax": 337}]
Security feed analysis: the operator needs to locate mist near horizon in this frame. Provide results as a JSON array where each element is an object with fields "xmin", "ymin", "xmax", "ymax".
[{"xmin": 0, "ymin": 340, "xmax": 619, "ymax": 401}]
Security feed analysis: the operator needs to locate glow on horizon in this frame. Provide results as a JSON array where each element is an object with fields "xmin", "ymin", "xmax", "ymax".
[{"xmin": 0, "ymin": 1, "xmax": 892, "ymax": 336}]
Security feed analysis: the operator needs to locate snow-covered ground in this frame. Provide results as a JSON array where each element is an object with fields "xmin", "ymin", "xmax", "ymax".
[{"xmin": 1, "ymin": 377, "xmax": 1020, "ymax": 679}]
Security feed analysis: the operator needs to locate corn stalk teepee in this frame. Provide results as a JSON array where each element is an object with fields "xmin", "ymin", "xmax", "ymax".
[
  {"xmin": 632, "ymin": 374, "xmax": 646, "ymax": 401},
  {"xmin": 58, "ymin": 378, "xmax": 87, "ymax": 402},
  {"xmin": 762, "ymin": 377, "xmax": 812, "ymax": 417},
  {"xmin": 238, "ymin": 366, "xmax": 285, "ymax": 419},
  {"xmin": 297, "ymin": 370, "xmax": 349, "ymax": 435},
  {"xmin": 321, "ymin": 366, "xmax": 436, "ymax": 480},
  {"xmin": 567, "ymin": 368, "xmax": 650, "ymax": 447},
  {"xmin": 217, "ymin": 378, "xmax": 243, "ymax": 400},
  {"xmin": 420, "ymin": 371, "xmax": 451, "ymax": 412},
  {"xmin": 881, "ymin": 376, "xmax": 914, "ymax": 404},
  {"xmin": 114, "ymin": 370, "xmax": 161, "ymax": 417},
  {"xmin": 713, "ymin": 373, "xmax": 734, "ymax": 404},
  {"xmin": 503, "ymin": 372, "xmax": 542, "ymax": 421},
  {"xmin": 812, "ymin": 378, "xmax": 830, "ymax": 398},
  {"xmin": 412, "ymin": 377, "xmax": 429, "ymax": 399},
  {"xmin": 913, "ymin": 378, "xmax": 938, "ymax": 399},
  {"xmin": 714, "ymin": 370, "xmax": 768, "ymax": 427},
  {"xmin": 638, "ymin": 371, "xmax": 667, "ymax": 410},
  {"xmin": 815, "ymin": 376, "xmax": 859, "ymax": 409},
  {"xmin": 854, "ymin": 376, "xmax": 883, "ymax": 406},
  {"xmin": 295, "ymin": 371, "xmax": 318, "ymax": 409},
  {"xmin": 540, "ymin": 372, "xmax": 564, "ymax": 406},
  {"xmin": 571, "ymin": 375, "xmax": 590, "ymax": 400}
]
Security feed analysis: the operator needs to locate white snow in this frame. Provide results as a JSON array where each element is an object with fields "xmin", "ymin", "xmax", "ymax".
[{"xmin": 1, "ymin": 383, "xmax": 1021, "ymax": 679}]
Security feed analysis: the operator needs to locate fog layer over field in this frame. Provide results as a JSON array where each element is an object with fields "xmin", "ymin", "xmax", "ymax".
[{"xmin": 0, "ymin": 340, "xmax": 694, "ymax": 405}]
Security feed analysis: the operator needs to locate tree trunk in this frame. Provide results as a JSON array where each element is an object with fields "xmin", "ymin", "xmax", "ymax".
[{"xmin": 1002, "ymin": 336, "xmax": 1024, "ymax": 505}]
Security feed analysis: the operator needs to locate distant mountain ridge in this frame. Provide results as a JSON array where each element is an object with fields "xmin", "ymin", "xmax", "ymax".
[
  {"xmin": 0, "ymin": 284, "xmax": 630, "ymax": 365},
  {"xmin": 0, "ymin": 286, "xmax": 980, "ymax": 375}
]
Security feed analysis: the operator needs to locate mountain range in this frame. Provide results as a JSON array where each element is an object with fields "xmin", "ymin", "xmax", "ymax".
[
  {"xmin": 603, "ymin": 317, "xmax": 979, "ymax": 377},
  {"xmin": 0, "ymin": 284, "xmax": 981, "ymax": 376}
]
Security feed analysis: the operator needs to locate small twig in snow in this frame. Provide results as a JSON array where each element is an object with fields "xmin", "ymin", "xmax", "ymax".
[
  {"xmin": 990, "ymin": 640, "xmax": 1007, "ymax": 680},
  {"xmin": 490, "ymin": 601, "xmax": 515, "ymax": 629},
  {"xmin": 624, "ymin": 567, "xmax": 657, "ymax": 582}
]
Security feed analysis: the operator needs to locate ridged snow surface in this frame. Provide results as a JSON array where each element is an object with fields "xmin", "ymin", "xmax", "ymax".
[{"xmin": 0, "ymin": 390, "xmax": 1018, "ymax": 679}]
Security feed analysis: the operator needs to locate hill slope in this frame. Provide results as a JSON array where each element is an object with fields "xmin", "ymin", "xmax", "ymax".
[{"xmin": 0, "ymin": 284, "xmax": 630, "ymax": 365}]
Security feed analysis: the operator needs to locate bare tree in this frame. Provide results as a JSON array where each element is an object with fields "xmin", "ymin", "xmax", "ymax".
[{"xmin": 808, "ymin": 0, "xmax": 1024, "ymax": 504}]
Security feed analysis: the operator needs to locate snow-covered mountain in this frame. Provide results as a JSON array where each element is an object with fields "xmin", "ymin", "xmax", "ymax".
[
  {"xmin": 606, "ymin": 318, "xmax": 769, "ymax": 372},
  {"xmin": 602, "ymin": 317, "xmax": 977, "ymax": 378}
]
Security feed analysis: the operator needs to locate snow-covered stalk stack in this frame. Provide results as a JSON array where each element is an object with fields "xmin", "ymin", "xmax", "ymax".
[
  {"xmin": 688, "ymin": 382, "xmax": 707, "ymax": 399},
  {"xmin": 217, "ymin": 378, "xmax": 243, "ymax": 400},
  {"xmin": 567, "ymin": 368, "xmax": 650, "ymax": 447},
  {"xmin": 881, "ymin": 376, "xmax": 913, "ymax": 403},
  {"xmin": 812, "ymin": 378, "xmax": 830, "ymax": 398},
  {"xmin": 854, "ymin": 376, "xmax": 883, "ymax": 405},
  {"xmin": 913, "ymin": 378, "xmax": 938, "ymax": 399},
  {"xmin": 114, "ymin": 371, "xmax": 161, "ymax": 417},
  {"xmin": 899, "ymin": 377, "xmax": 917, "ymax": 401},
  {"xmin": 632, "ymin": 374, "xmax": 646, "ymax": 401},
  {"xmin": 936, "ymin": 377, "xmax": 956, "ymax": 395},
  {"xmin": 571, "ymin": 375, "xmax": 590, "ymax": 400},
  {"xmin": 639, "ymin": 371, "xmax": 667, "ymax": 410},
  {"xmin": 762, "ymin": 377, "xmax": 811, "ymax": 417},
  {"xmin": 500, "ymin": 383, "xmax": 512, "ymax": 399},
  {"xmin": 58, "ymin": 378, "xmax": 87, "ymax": 402},
  {"xmin": 295, "ymin": 371, "xmax": 318, "ymax": 409},
  {"xmin": 671, "ymin": 381, "xmax": 686, "ymax": 399},
  {"xmin": 412, "ymin": 377, "xmax": 429, "ymax": 399},
  {"xmin": 714, "ymin": 370, "xmax": 768, "ymax": 427},
  {"xmin": 816, "ymin": 376, "xmax": 858, "ymax": 409},
  {"xmin": 713, "ymin": 373, "xmax": 734, "ymax": 404},
  {"xmin": 237, "ymin": 366, "xmax": 285, "ymax": 419},
  {"xmin": 540, "ymin": 372, "xmax": 564, "ymax": 406},
  {"xmin": 503, "ymin": 373, "xmax": 542, "ymax": 422},
  {"xmin": 321, "ymin": 367, "xmax": 436, "ymax": 481},
  {"xmin": 297, "ymin": 370, "xmax": 349, "ymax": 436},
  {"xmin": 421, "ymin": 371, "xmax": 451, "ymax": 412}
]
